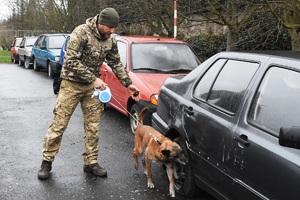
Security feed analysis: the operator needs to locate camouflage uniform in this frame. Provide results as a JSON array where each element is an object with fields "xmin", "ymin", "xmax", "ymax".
[{"xmin": 42, "ymin": 15, "xmax": 132, "ymax": 165}]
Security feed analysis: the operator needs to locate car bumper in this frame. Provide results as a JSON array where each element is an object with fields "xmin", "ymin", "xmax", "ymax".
[
  {"xmin": 152, "ymin": 112, "xmax": 169, "ymax": 135},
  {"xmin": 26, "ymin": 55, "xmax": 34, "ymax": 63}
]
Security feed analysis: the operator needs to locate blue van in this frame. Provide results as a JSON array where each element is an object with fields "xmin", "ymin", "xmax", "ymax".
[{"xmin": 59, "ymin": 35, "xmax": 70, "ymax": 68}]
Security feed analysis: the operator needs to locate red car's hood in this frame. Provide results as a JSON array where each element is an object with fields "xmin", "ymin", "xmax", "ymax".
[{"xmin": 133, "ymin": 73, "xmax": 184, "ymax": 93}]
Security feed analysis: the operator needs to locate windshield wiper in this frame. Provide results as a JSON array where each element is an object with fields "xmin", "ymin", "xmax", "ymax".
[
  {"xmin": 167, "ymin": 69, "xmax": 192, "ymax": 74},
  {"xmin": 134, "ymin": 68, "xmax": 167, "ymax": 73}
]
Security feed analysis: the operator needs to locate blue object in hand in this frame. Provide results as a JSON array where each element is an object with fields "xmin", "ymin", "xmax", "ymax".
[{"xmin": 92, "ymin": 87, "xmax": 112, "ymax": 103}]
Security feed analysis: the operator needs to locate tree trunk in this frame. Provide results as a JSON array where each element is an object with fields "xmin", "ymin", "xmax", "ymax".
[
  {"xmin": 288, "ymin": 29, "xmax": 300, "ymax": 51},
  {"xmin": 226, "ymin": 28, "xmax": 238, "ymax": 51}
]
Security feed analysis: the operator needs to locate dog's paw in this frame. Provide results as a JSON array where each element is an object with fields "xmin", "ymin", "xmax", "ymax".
[
  {"xmin": 147, "ymin": 182, "xmax": 155, "ymax": 188},
  {"xmin": 169, "ymin": 189, "xmax": 175, "ymax": 197},
  {"xmin": 134, "ymin": 163, "xmax": 138, "ymax": 170}
]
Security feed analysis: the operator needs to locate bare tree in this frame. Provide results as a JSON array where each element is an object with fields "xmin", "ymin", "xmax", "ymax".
[
  {"xmin": 264, "ymin": 0, "xmax": 300, "ymax": 51},
  {"xmin": 0, "ymin": 0, "xmax": 296, "ymax": 51},
  {"xmin": 176, "ymin": 0, "xmax": 266, "ymax": 51}
]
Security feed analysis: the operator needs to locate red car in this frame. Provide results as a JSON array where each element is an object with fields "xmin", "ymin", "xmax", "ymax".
[
  {"xmin": 10, "ymin": 37, "xmax": 23, "ymax": 64},
  {"xmin": 100, "ymin": 35, "xmax": 201, "ymax": 134}
]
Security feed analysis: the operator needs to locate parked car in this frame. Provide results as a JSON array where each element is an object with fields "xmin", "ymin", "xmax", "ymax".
[
  {"xmin": 59, "ymin": 35, "xmax": 70, "ymax": 68},
  {"xmin": 152, "ymin": 51, "xmax": 300, "ymax": 199},
  {"xmin": 10, "ymin": 37, "xmax": 22, "ymax": 64},
  {"xmin": 32, "ymin": 33, "xmax": 69, "ymax": 77},
  {"xmin": 100, "ymin": 35, "xmax": 201, "ymax": 134},
  {"xmin": 18, "ymin": 36, "xmax": 38, "ymax": 69}
]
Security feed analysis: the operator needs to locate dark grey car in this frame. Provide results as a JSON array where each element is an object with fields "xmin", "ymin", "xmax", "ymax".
[{"xmin": 152, "ymin": 51, "xmax": 300, "ymax": 200}]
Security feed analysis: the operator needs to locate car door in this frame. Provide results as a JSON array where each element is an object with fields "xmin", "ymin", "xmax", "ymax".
[
  {"xmin": 182, "ymin": 58, "xmax": 260, "ymax": 199},
  {"xmin": 102, "ymin": 40, "xmax": 128, "ymax": 114},
  {"xmin": 18, "ymin": 38, "xmax": 25, "ymax": 61},
  {"xmin": 38, "ymin": 36, "xmax": 48, "ymax": 68},
  {"xmin": 34, "ymin": 35, "xmax": 46, "ymax": 66},
  {"xmin": 232, "ymin": 59, "xmax": 300, "ymax": 199}
]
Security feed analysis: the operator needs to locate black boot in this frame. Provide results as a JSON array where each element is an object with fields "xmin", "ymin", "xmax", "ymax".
[
  {"xmin": 38, "ymin": 160, "xmax": 52, "ymax": 180},
  {"xmin": 83, "ymin": 163, "xmax": 107, "ymax": 177}
]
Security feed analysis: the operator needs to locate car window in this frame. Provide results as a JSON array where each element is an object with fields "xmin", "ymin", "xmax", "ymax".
[
  {"xmin": 131, "ymin": 43, "xmax": 200, "ymax": 72},
  {"xmin": 249, "ymin": 67, "xmax": 300, "ymax": 136},
  {"xmin": 26, "ymin": 38, "xmax": 37, "ymax": 46},
  {"xmin": 20, "ymin": 39, "xmax": 25, "ymax": 47},
  {"xmin": 41, "ymin": 37, "xmax": 47, "ymax": 48},
  {"xmin": 194, "ymin": 59, "xmax": 227, "ymax": 100},
  {"xmin": 36, "ymin": 36, "xmax": 45, "ymax": 47},
  {"xmin": 48, "ymin": 35, "xmax": 67, "ymax": 49},
  {"xmin": 64, "ymin": 36, "xmax": 70, "ymax": 51},
  {"xmin": 16, "ymin": 38, "xmax": 22, "ymax": 47},
  {"xmin": 194, "ymin": 59, "xmax": 259, "ymax": 114},
  {"xmin": 117, "ymin": 41, "xmax": 126, "ymax": 67}
]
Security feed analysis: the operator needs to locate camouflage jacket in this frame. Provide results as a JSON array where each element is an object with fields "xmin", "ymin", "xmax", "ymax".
[{"xmin": 61, "ymin": 15, "xmax": 132, "ymax": 88}]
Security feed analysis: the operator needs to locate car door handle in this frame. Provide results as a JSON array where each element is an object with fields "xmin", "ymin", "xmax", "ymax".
[
  {"xmin": 184, "ymin": 106, "xmax": 194, "ymax": 116},
  {"xmin": 234, "ymin": 134, "xmax": 250, "ymax": 147}
]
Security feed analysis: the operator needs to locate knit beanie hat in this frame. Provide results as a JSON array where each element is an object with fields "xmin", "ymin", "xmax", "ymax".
[{"xmin": 99, "ymin": 8, "xmax": 119, "ymax": 27}]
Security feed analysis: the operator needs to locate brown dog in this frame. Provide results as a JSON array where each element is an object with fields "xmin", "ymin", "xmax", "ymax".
[{"xmin": 133, "ymin": 107, "xmax": 188, "ymax": 197}]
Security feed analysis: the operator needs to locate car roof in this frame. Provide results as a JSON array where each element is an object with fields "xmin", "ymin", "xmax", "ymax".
[
  {"xmin": 218, "ymin": 51, "xmax": 300, "ymax": 61},
  {"xmin": 22, "ymin": 36, "xmax": 38, "ymax": 38},
  {"xmin": 39, "ymin": 33, "xmax": 70, "ymax": 36},
  {"xmin": 244, "ymin": 50, "xmax": 300, "ymax": 60},
  {"xmin": 116, "ymin": 35, "xmax": 186, "ymax": 44}
]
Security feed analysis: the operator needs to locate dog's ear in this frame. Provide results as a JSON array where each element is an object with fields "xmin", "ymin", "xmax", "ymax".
[{"xmin": 161, "ymin": 150, "xmax": 170, "ymax": 157}]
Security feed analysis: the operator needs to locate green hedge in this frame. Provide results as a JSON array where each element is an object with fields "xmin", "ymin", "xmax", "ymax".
[{"xmin": 187, "ymin": 28, "xmax": 291, "ymax": 61}]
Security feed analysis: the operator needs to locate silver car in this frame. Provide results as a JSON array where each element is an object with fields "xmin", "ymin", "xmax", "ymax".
[{"xmin": 18, "ymin": 36, "xmax": 38, "ymax": 69}]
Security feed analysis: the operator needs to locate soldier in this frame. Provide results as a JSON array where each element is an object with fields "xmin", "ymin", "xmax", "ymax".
[{"xmin": 38, "ymin": 8, "xmax": 140, "ymax": 180}]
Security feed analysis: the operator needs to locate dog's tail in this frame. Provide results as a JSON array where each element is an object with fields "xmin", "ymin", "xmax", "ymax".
[{"xmin": 137, "ymin": 107, "xmax": 149, "ymax": 125}]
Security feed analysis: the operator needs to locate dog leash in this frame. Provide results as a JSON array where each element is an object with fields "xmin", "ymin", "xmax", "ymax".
[{"xmin": 105, "ymin": 91, "xmax": 162, "ymax": 144}]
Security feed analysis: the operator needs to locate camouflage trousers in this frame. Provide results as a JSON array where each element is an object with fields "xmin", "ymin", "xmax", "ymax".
[{"xmin": 42, "ymin": 79, "xmax": 104, "ymax": 165}]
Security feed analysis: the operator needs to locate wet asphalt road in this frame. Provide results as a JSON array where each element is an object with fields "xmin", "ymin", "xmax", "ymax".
[{"xmin": 0, "ymin": 63, "xmax": 215, "ymax": 200}]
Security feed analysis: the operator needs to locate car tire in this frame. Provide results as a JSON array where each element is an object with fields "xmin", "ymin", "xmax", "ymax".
[
  {"xmin": 13, "ymin": 55, "xmax": 18, "ymax": 64},
  {"xmin": 18, "ymin": 59, "xmax": 22, "ymax": 66},
  {"xmin": 174, "ymin": 140, "xmax": 202, "ymax": 198},
  {"xmin": 47, "ymin": 62, "xmax": 54, "ymax": 77},
  {"xmin": 130, "ymin": 104, "xmax": 140, "ymax": 134},
  {"xmin": 33, "ymin": 58, "xmax": 40, "ymax": 71},
  {"xmin": 24, "ymin": 58, "xmax": 31, "ymax": 69}
]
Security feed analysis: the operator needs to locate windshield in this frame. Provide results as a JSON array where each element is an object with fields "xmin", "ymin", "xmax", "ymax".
[
  {"xmin": 48, "ymin": 35, "xmax": 67, "ymax": 49},
  {"xmin": 131, "ymin": 43, "xmax": 201, "ymax": 73}
]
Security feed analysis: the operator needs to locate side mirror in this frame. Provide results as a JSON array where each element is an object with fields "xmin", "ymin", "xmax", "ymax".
[{"xmin": 279, "ymin": 126, "xmax": 300, "ymax": 150}]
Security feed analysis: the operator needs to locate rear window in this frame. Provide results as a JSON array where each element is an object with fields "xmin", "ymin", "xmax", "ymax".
[
  {"xmin": 48, "ymin": 35, "xmax": 67, "ymax": 49},
  {"xmin": 249, "ymin": 67, "xmax": 300, "ymax": 136},
  {"xmin": 16, "ymin": 38, "xmax": 22, "ymax": 46},
  {"xmin": 194, "ymin": 59, "xmax": 259, "ymax": 114},
  {"xmin": 26, "ymin": 38, "xmax": 37, "ymax": 46}
]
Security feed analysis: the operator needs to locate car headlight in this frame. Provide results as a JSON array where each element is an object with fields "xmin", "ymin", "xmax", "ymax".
[
  {"xmin": 150, "ymin": 94, "xmax": 158, "ymax": 106},
  {"xmin": 55, "ymin": 56, "xmax": 60, "ymax": 62}
]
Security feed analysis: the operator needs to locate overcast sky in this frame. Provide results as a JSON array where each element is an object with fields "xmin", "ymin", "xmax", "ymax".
[{"xmin": 0, "ymin": 0, "xmax": 10, "ymax": 20}]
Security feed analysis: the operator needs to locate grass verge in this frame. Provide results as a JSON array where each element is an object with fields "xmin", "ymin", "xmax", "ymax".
[{"xmin": 0, "ymin": 49, "xmax": 12, "ymax": 63}]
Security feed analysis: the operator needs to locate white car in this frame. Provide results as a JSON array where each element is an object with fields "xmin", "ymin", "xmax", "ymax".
[{"xmin": 18, "ymin": 36, "xmax": 38, "ymax": 69}]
